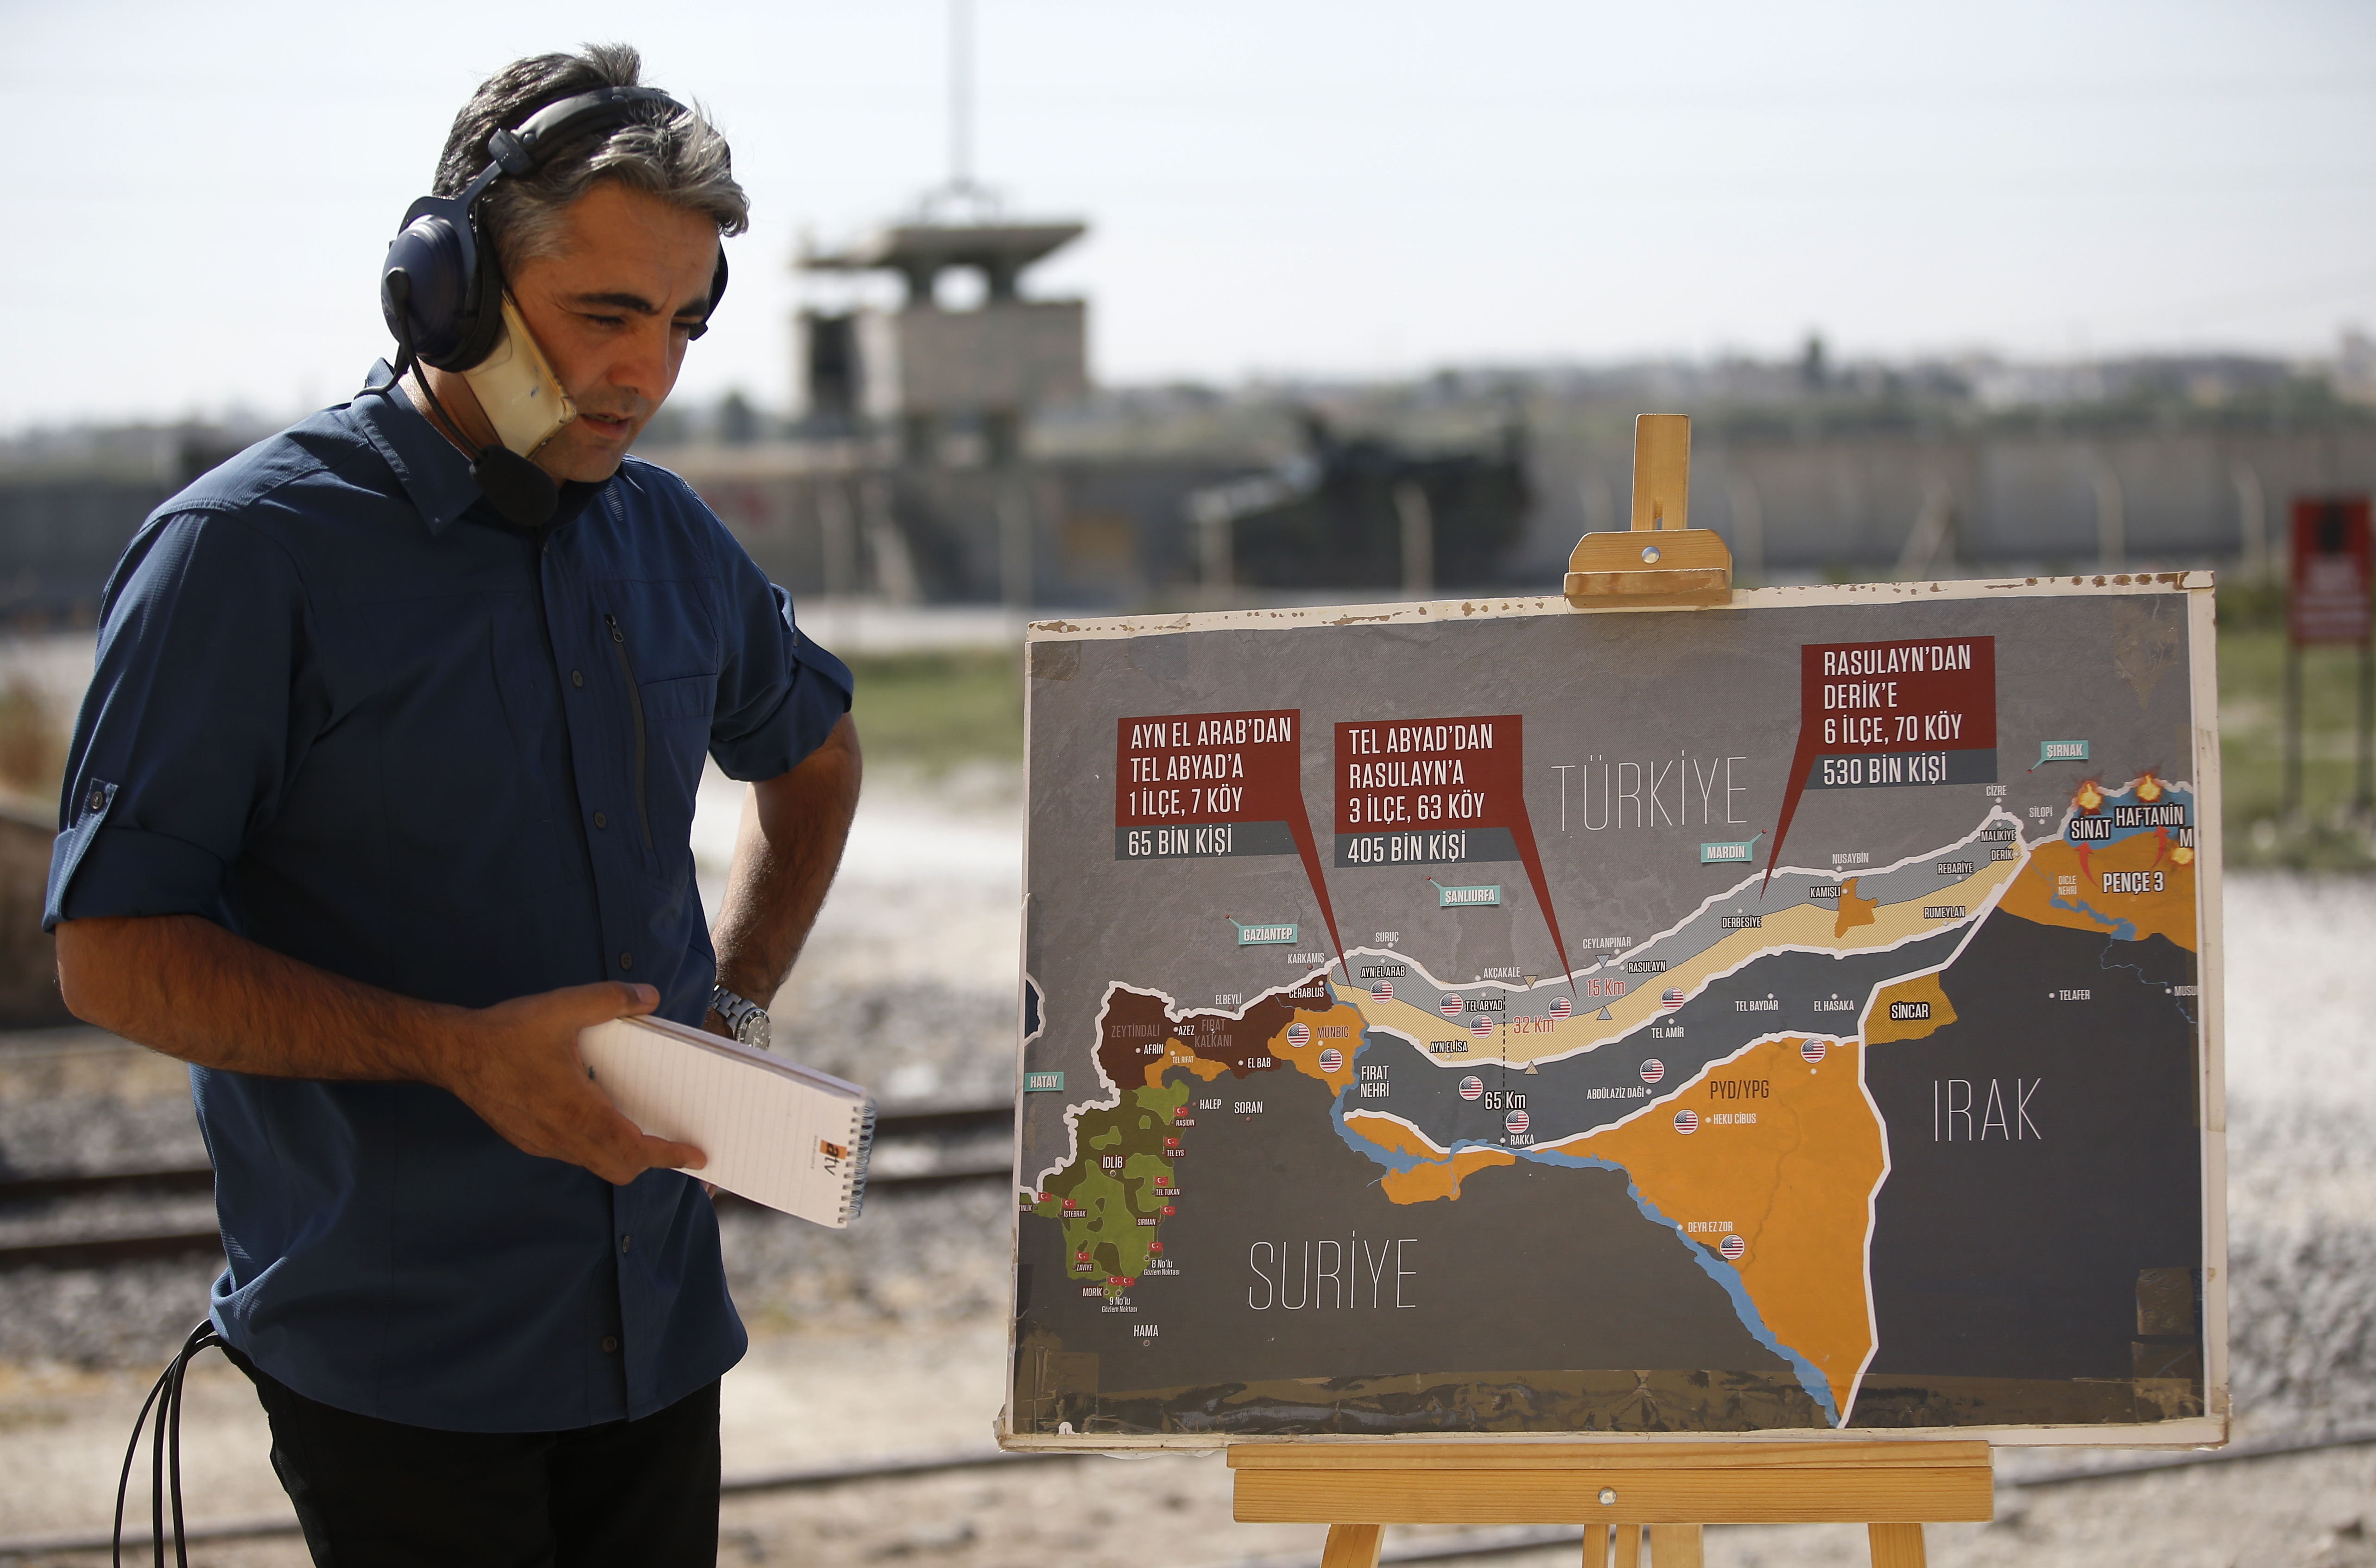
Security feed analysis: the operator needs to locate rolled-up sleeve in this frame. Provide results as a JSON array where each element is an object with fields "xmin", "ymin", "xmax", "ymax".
[
  {"xmin": 45, "ymin": 510, "xmax": 315, "ymax": 931},
  {"xmin": 705, "ymin": 525, "xmax": 853, "ymax": 783}
]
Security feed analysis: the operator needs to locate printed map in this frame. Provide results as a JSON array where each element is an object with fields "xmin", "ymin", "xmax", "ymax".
[{"xmin": 1008, "ymin": 583, "xmax": 2215, "ymax": 1441}]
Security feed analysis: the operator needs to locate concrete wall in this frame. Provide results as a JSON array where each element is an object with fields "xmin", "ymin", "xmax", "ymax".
[
  {"xmin": 6, "ymin": 417, "xmax": 2373, "ymax": 618},
  {"xmin": 1514, "ymin": 424, "xmax": 2376, "ymax": 583}
]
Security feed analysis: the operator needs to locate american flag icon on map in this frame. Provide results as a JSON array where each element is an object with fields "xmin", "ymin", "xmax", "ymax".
[
  {"xmin": 1802, "ymin": 1039, "xmax": 1827, "ymax": 1064},
  {"xmin": 1720, "ymin": 1234, "xmax": 1746, "ymax": 1261},
  {"xmin": 1661, "ymin": 987, "xmax": 1685, "ymax": 1010},
  {"xmin": 1372, "ymin": 982, "xmax": 1394, "ymax": 1002},
  {"xmin": 1550, "ymin": 998, "xmax": 1572, "ymax": 1018},
  {"xmin": 1674, "ymin": 1108, "xmax": 1700, "ymax": 1134},
  {"xmin": 1319, "ymin": 1047, "xmax": 1344, "ymax": 1072},
  {"xmin": 1439, "ymin": 996, "xmax": 1465, "ymax": 1018},
  {"xmin": 1287, "ymin": 1022, "xmax": 1311, "ymax": 1046},
  {"xmin": 1469, "ymin": 1018, "xmax": 1493, "ymax": 1039}
]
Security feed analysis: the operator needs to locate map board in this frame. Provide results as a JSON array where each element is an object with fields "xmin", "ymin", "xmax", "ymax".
[{"xmin": 1002, "ymin": 575, "xmax": 2225, "ymax": 1448}]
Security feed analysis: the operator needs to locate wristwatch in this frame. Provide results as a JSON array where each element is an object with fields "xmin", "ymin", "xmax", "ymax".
[{"xmin": 708, "ymin": 985, "xmax": 771, "ymax": 1051}]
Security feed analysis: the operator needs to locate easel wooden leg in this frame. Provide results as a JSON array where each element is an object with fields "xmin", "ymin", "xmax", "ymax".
[
  {"xmin": 1321, "ymin": 1523, "xmax": 1384, "ymax": 1568},
  {"xmin": 1648, "ymin": 1524, "xmax": 1705, "ymax": 1567},
  {"xmin": 1582, "ymin": 1523, "xmax": 1608, "ymax": 1565},
  {"xmin": 1613, "ymin": 1523, "xmax": 1643, "ymax": 1564},
  {"xmin": 1867, "ymin": 1522, "xmax": 1926, "ymax": 1568}
]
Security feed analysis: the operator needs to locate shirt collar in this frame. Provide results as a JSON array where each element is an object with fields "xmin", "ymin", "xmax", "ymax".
[
  {"xmin": 350, "ymin": 360, "xmax": 614, "ymax": 539},
  {"xmin": 350, "ymin": 361, "xmax": 486, "ymax": 536}
]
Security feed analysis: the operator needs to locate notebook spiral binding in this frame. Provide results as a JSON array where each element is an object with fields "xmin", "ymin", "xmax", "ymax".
[{"xmin": 842, "ymin": 1098, "xmax": 878, "ymax": 1223}]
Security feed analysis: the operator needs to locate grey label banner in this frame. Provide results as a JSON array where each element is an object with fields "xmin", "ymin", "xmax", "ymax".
[
  {"xmin": 1115, "ymin": 821, "xmax": 1299, "ymax": 860},
  {"xmin": 1803, "ymin": 748, "xmax": 1997, "ymax": 790},
  {"xmin": 1334, "ymin": 827, "xmax": 1521, "ymax": 867}
]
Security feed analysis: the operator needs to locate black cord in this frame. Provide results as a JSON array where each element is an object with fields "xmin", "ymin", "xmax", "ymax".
[
  {"xmin": 384, "ymin": 272, "xmax": 478, "ymax": 456},
  {"xmin": 383, "ymin": 268, "xmax": 557, "ymax": 529},
  {"xmin": 114, "ymin": 1320, "xmax": 222, "ymax": 1568}
]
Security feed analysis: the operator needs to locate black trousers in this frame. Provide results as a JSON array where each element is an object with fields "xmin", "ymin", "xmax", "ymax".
[{"xmin": 227, "ymin": 1347, "xmax": 720, "ymax": 1568}]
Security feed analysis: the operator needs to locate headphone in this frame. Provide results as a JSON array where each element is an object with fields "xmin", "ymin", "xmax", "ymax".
[{"xmin": 380, "ymin": 84, "xmax": 729, "ymax": 373}]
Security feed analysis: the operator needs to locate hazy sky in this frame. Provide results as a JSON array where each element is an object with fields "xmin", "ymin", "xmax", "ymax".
[{"xmin": 4, "ymin": 0, "xmax": 2372, "ymax": 430}]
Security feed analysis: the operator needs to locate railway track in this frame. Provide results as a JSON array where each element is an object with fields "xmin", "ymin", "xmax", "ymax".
[{"xmin": 0, "ymin": 1096, "xmax": 1017, "ymax": 1270}]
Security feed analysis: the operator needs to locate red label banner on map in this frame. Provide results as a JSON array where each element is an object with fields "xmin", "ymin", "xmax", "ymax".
[
  {"xmin": 1333, "ymin": 714, "xmax": 1571, "ymax": 982},
  {"xmin": 1763, "ymin": 637, "xmax": 1998, "ymax": 889},
  {"xmin": 1114, "ymin": 709, "xmax": 1345, "ymax": 966}
]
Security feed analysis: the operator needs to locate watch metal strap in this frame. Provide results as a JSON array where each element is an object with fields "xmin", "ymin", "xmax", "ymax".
[{"xmin": 709, "ymin": 986, "xmax": 765, "ymax": 1040}]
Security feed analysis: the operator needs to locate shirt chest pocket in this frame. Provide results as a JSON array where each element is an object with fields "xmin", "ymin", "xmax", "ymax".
[{"xmin": 638, "ymin": 674, "xmax": 714, "ymax": 725}]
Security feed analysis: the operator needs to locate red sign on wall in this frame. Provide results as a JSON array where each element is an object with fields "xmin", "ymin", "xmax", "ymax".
[{"xmin": 2290, "ymin": 496, "xmax": 2373, "ymax": 648}]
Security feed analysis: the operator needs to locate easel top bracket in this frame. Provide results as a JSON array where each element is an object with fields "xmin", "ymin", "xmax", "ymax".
[{"xmin": 1564, "ymin": 412, "xmax": 1734, "ymax": 610}]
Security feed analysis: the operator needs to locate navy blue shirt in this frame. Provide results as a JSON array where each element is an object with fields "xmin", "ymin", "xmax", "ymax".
[{"xmin": 44, "ymin": 365, "xmax": 852, "ymax": 1432}]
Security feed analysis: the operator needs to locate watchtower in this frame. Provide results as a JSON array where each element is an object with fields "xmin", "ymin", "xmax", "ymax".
[{"xmin": 796, "ymin": 219, "xmax": 1089, "ymax": 466}]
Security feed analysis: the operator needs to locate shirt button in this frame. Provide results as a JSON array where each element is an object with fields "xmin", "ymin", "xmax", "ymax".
[
  {"xmin": 593, "ymin": 811, "xmax": 607, "ymax": 829},
  {"xmin": 620, "ymin": 1234, "xmax": 632, "ymax": 1253},
  {"xmin": 87, "ymin": 783, "xmax": 105, "ymax": 812},
  {"xmin": 601, "ymin": 1335, "xmax": 620, "ymax": 1354},
  {"xmin": 572, "ymin": 670, "xmax": 585, "ymax": 688},
  {"xmin": 618, "ymin": 952, "xmax": 634, "ymax": 971}
]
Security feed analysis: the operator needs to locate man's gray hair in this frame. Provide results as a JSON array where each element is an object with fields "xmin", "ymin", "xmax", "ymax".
[{"xmin": 433, "ymin": 44, "xmax": 748, "ymax": 274}]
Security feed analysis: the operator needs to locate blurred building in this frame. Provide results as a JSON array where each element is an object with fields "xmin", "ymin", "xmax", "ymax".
[{"xmin": 796, "ymin": 220, "xmax": 1089, "ymax": 467}]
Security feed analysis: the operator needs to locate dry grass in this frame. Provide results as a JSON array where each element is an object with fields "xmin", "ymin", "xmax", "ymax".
[{"xmin": 0, "ymin": 680, "xmax": 63, "ymax": 800}]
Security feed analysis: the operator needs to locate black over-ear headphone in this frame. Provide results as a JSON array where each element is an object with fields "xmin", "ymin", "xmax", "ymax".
[{"xmin": 380, "ymin": 84, "xmax": 730, "ymax": 373}]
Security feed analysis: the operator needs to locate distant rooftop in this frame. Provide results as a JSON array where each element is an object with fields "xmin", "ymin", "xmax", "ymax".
[{"xmin": 801, "ymin": 221, "xmax": 1087, "ymax": 302}]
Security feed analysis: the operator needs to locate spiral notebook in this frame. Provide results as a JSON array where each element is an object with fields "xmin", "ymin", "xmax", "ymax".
[{"xmin": 577, "ymin": 1015, "xmax": 876, "ymax": 1228}]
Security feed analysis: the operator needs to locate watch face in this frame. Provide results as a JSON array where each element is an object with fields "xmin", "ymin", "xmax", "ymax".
[{"xmin": 737, "ymin": 1010, "xmax": 771, "ymax": 1050}]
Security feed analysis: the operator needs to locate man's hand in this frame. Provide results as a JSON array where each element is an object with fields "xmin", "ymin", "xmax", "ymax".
[
  {"xmin": 438, "ymin": 981, "xmax": 705, "ymax": 1186},
  {"xmin": 56, "ymin": 914, "xmax": 705, "ymax": 1187}
]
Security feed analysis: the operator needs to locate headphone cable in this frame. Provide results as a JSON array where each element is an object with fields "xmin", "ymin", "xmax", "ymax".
[
  {"xmin": 382, "ymin": 271, "xmax": 558, "ymax": 528},
  {"xmin": 114, "ymin": 1319, "xmax": 222, "ymax": 1568}
]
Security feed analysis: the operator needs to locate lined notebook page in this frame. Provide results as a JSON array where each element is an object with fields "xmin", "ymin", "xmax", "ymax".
[{"xmin": 577, "ymin": 1015, "xmax": 874, "ymax": 1229}]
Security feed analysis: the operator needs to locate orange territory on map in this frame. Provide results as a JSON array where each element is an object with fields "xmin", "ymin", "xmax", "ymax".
[
  {"xmin": 1143, "ymin": 1036, "xmax": 1231, "ymax": 1089},
  {"xmin": 1342, "ymin": 1113, "xmax": 1519, "ymax": 1202},
  {"xmin": 1268, "ymin": 1004, "xmax": 1365, "ymax": 1096},
  {"xmin": 1998, "ymin": 835, "xmax": 2197, "ymax": 951},
  {"xmin": 1544, "ymin": 1037, "xmax": 1886, "ymax": 1422},
  {"xmin": 1833, "ymin": 877, "xmax": 1878, "ymax": 939}
]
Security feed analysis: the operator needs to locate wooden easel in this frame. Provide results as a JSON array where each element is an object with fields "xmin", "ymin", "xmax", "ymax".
[
  {"xmin": 1230, "ymin": 1440, "xmax": 1995, "ymax": 1567},
  {"xmin": 1223, "ymin": 416, "xmax": 1996, "ymax": 1568}
]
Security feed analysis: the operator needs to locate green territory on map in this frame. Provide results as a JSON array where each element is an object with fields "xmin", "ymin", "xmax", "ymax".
[{"xmin": 1017, "ymin": 584, "xmax": 2218, "ymax": 1442}]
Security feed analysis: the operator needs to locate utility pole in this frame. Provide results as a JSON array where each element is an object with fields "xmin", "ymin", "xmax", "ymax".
[
  {"xmin": 1397, "ymin": 481, "xmax": 1434, "ymax": 598},
  {"xmin": 948, "ymin": 0, "xmax": 977, "ymax": 199}
]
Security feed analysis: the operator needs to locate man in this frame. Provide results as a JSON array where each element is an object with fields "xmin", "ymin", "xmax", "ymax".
[{"xmin": 44, "ymin": 45, "xmax": 857, "ymax": 1566}]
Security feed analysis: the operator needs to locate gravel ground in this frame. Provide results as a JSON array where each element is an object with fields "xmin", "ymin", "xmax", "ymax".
[{"xmin": 2, "ymin": 773, "xmax": 2372, "ymax": 1565}]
